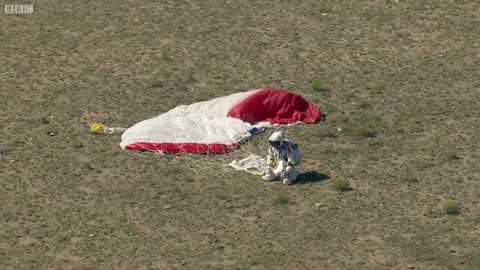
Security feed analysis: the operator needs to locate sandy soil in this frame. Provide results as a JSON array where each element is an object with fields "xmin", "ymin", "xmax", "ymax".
[{"xmin": 1, "ymin": 1, "xmax": 479, "ymax": 269}]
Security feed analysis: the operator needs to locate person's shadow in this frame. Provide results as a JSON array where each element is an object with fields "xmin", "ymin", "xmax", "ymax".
[{"xmin": 294, "ymin": 171, "xmax": 330, "ymax": 185}]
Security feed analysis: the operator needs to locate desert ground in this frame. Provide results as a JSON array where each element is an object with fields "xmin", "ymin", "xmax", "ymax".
[{"xmin": 1, "ymin": 0, "xmax": 479, "ymax": 269}]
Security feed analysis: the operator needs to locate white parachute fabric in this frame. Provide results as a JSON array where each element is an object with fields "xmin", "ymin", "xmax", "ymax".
[
  {"xmin": 121, "ymin": 114, "xmax": 252, "ymax": 146},
  {"xmin": 228, "ymin": 154, "xmax": 269, "ymax": 175},
  {"xmin": 120, "ymin": 90, "xmax": 261, "ymax": 150}
]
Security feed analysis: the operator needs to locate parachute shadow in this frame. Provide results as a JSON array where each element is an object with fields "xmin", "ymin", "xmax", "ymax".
[{"xmin": 295, "ymin": 171, "xmax": 330, "ymax": 185}]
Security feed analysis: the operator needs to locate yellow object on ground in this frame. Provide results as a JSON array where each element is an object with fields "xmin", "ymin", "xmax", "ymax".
[{"xmin": 91, "ymin": 123, "xmax": 105, "ymax": 135}]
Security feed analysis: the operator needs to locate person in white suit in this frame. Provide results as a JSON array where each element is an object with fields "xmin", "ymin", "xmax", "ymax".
[{"xmin": 262, "ymin": 131, "xmax": 301, "ymax": 185}]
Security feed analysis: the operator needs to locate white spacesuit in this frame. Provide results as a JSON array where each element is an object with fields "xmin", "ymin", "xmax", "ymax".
[{"xmin": 262, "ymin": 131, "xmax": 301, "ymax": 185}]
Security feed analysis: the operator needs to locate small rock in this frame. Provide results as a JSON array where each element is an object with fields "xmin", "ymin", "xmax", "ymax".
[
  {"xmin": 163, "ymin": 205, "xmax": 172, "ymax": 209},
  {"xmin": 89, "ymin": 234, "xmax": 95, "ymax": 238},
  {"xmin": 48, "ymin": 132, "xmax": 56, "ymax": 137},
  {"xmin": 406, "ymin": 264, "xmax": 415, "ymax": 269},
  {"xmin": 337, "ymin": 128, "xmax": 343, "ymax": 132},
  {"xmin": 315, "ymin": 203, "xmax": 324, "ymax": 207}
]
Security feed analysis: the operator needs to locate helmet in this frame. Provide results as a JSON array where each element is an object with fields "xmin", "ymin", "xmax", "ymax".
[{"xmin": 268, "ymin": 131, "xmax": 284, "ymax": 148}]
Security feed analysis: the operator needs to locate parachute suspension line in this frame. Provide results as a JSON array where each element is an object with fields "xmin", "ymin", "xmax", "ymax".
[
  {"xmin": 135, "ymin": 127, "xmax": 281, "ymax": 173},
  {"xmin": 166, "ymin": 145, "xmax": 228, "ymax": 173},
  {"xmin": 168, "ymin": 134, "xmax": 260, "ymax": 173}
]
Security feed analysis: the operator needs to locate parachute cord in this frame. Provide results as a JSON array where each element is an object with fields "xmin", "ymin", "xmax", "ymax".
[{"xmin": 133, "ymin": 127, "xmax": 277, "ymax": 174}]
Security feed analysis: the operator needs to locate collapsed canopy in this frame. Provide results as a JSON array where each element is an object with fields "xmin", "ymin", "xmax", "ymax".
[{"xmin": 120, "ymin": 88, "xmax": 324, "ymax": 155}]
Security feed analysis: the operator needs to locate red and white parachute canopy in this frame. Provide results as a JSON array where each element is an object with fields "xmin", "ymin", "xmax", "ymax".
[{"xmin": 120, "ymin": 88, "xmax": 324, "ymax": 155}]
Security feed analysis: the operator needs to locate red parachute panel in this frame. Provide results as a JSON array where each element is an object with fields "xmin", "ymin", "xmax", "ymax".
[
  {"xmin": 227, "ymin": 88, "xmax": 323, "ymax": 125},
  {"xmin": 125, "ymin": 142, "xmax": 240, "ymax": 155}
]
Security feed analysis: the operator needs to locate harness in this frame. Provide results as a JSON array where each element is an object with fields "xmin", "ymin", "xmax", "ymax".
[{"xmin": 271, "ymin": 142, "xmax": 293, "ymax": 166}]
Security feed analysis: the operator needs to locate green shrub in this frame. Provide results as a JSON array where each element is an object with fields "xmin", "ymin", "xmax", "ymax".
[
  {"xmin": 407, "ymin": 118, "xmax": 424, "ymax": 133},
  {"xmin": 150, "ymin": 80, "xmax": 164, "ymax": 88},
  {"xmin": 272, "ymin": 193, "xmax": 290, "ymax": 205},
  {"xmin": 370, "ymin": 83, "xmax": 386, "ymax": 95},
  {"xmin": 333, "ymin": 178, "xmax": 351, "ymax": 192},
  {"xmin": 176, "ymin": 188, "xmax": 189, "ymax": 200},
  {"xmin": 444, "ymin": 148, "xmax": 460, "ymax": 161},
  {"xmin": 368, "ymin": 139, "xmax": 384, "ymax": 148},
  {"xmin": 73, "ymin": 142, "xmax": 84, "ymax": 149},
  {"xmin": 41, "ymin": 116, "xmax": 50, "ymax": 125},
  {"xmin": 359, "ymin": 101, "xmax": 372, "ymax": 109},
  {"xmin": 215, "ymin": 191, "xmax": 228, "ymax": 200},
  {"xmin": 311, "ymin": 97, "xmax": 320, "ymax": 103},
  {"xmin": 353, "ymin": 122, "xmax": 378, "ymax": 138},
  {"xmin": 84, "ymin": 163, "xmax": 95, "ymax": 170},
  {"xmin": 311, "ymin": 79, "xmax": 324, "ymax": 91},
  {"xmin": 0, "ymin": 148, "xmax": 12, "ymax": 155},
  {"xmin": 317, "ymin": 128, "xmax": 337, "ymax": 138},
  {"xmin": 443, "ymin": 200, "xmax": 460, "ymax": 215}
]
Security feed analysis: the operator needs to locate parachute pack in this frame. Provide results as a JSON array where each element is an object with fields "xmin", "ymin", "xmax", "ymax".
[
  {"xmin": 289, "ymin": 142, "xmax": 302, "ymax": 166},
  {"xmin": 282, "ymin": 140, "xmax": 302, "ymax": 166}
]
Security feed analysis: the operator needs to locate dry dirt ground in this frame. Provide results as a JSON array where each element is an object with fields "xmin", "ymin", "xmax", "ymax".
[{"xmin": 1, "ymin": 1, "xmax": 479, "ymax": 269}]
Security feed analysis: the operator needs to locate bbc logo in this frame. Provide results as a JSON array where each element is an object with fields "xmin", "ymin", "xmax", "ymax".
[{"xmin": 5, "ymin": 5, "xmax": 34, "ymax": 14}]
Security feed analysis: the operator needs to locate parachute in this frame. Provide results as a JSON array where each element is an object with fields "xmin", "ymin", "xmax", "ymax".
[{"xmin": 120, "ymin": 88, "xmax": 324, "ymax": 156}]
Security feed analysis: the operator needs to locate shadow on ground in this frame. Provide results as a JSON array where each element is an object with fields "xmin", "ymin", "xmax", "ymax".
[{"xmin": 295, "ymin": 171, "xmax": 330, "ymax": 185}]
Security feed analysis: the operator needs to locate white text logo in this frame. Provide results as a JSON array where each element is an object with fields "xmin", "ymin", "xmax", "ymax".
[{"xmin": 5, "ymin": 5, "xmax": 34, "ymax": 14}]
